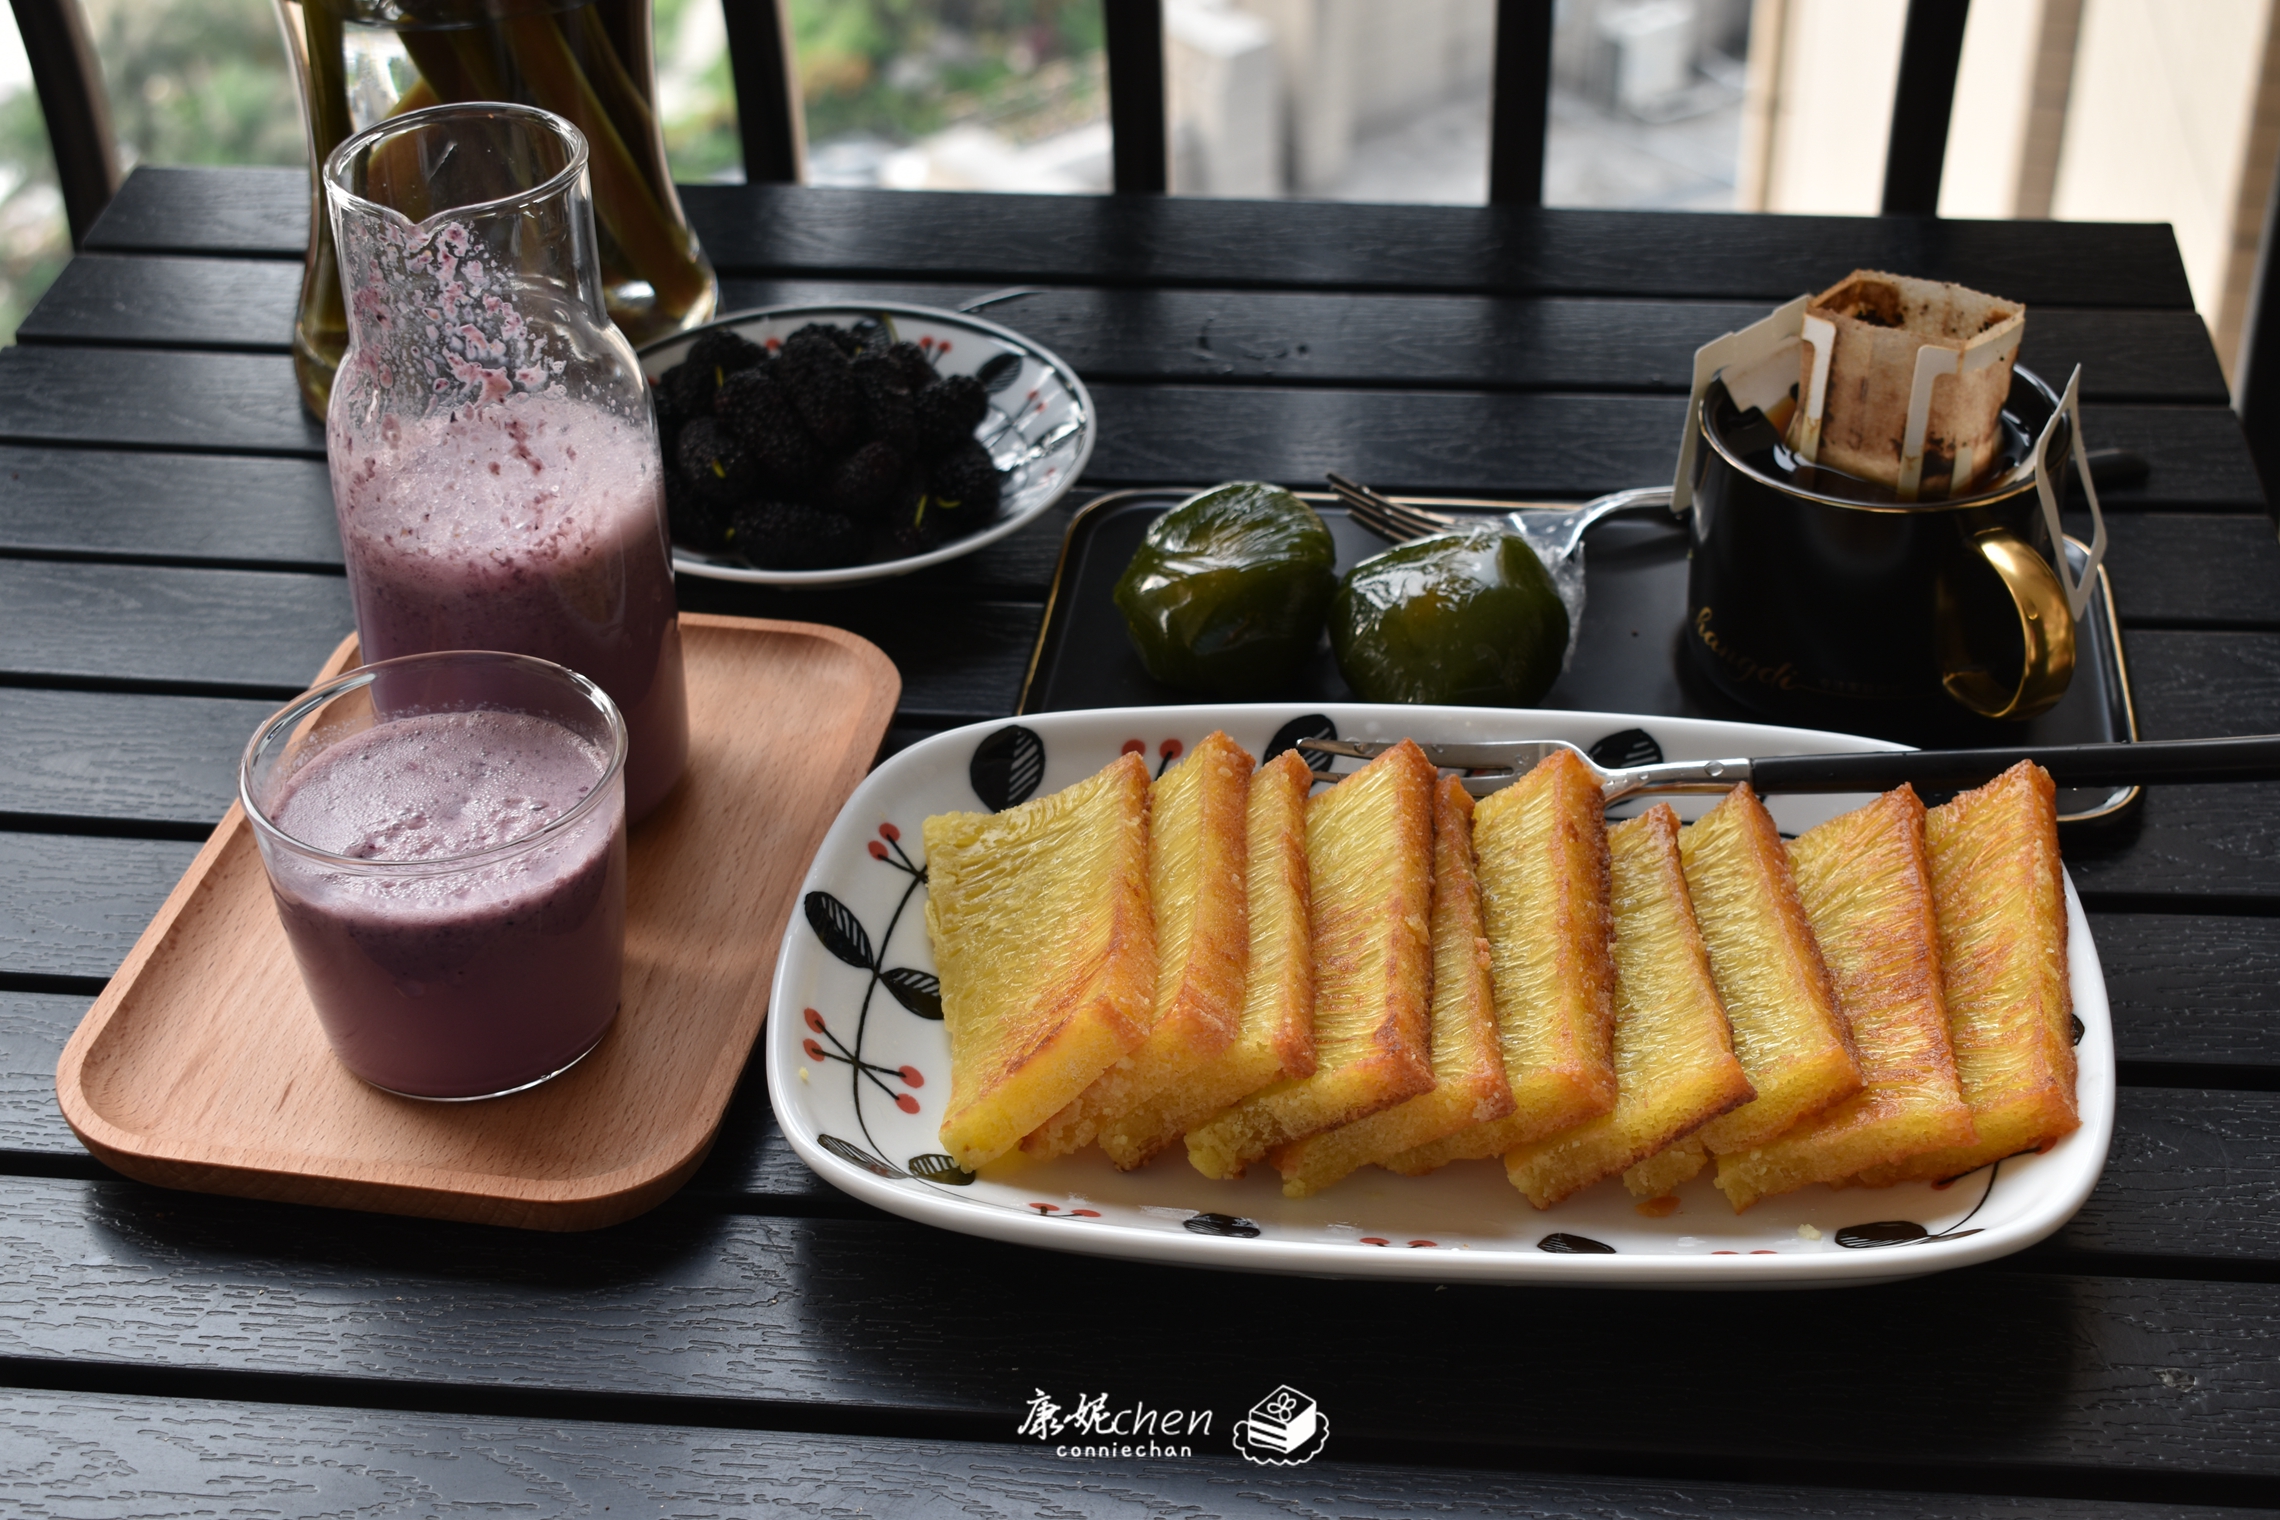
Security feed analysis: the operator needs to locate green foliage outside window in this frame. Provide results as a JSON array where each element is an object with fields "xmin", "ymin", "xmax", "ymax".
[
  {"xmin": 0, "ymin": 1, "xmax": 1108, "ymax": 343},
  {"xmin": 791, "ymin": 0, "xmax": 1103, "ymax": 150}
]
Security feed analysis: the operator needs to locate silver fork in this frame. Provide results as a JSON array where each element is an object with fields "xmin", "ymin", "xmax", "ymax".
[
  {"xmin": 1300, "ymin": 734, "xmax": 2280, "ymax": 801},
  {"xmin": 1324, "ymin": 471, "xmax": 1675, "ymax": 559}
]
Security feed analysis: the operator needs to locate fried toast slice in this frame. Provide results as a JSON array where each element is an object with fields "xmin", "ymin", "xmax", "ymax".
[
  {"xmin": 1383, "ymin": 747, "xmax": 1615, "ymax": 1174},
  {"xmin": 1270, "ymin": 775, "xmax": 1514, "ymax": 1197},
  {"xmin": 1623, "ymin": 1134, "xmax": 1708, "ymax": 1198},
  {"xmin": 1681, "ymin": 787, "xmax": 1862, "ymax": 1154},
  {"xmin": 1098, "ymin": 749, "xmax": 1317, "ymax": 1167},
  {"xmin": 1025, "ymin": 730, "xmax": 1254, "ymax": 1160},
  {"xmin": 1852, "ymin": 761, "xmax": 2077, "ymax": 1185},
  {"xmin": 1186, "ymin": 739, "xmax": 1436, "ymax": 1179},
  {"xmin": 926, "ymin": 751, "xmax": 1155, "ymax": 1170},
  {"xmin": 1506, "ymin": 804, "xmax": 1754, "ymax": 1208},
  {"xmin": 1712, "ymin": 786, "xmax": 1977, "ymax": 1211}
]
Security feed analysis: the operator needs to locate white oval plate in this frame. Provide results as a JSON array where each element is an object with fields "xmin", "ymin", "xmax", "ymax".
[
  {"xmin": 765, "ymin": 704, "xmax": 2114, "ymax": 1287},
  {"xmin": 639, "ymin": 302, "xmax": 1094, "ymax": 587}
]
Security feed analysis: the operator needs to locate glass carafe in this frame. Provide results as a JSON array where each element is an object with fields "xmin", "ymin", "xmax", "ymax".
[
  {"xmin": 324, "ymin": 101, "xmax": 688, "ymax": 821},
  {"xmin": 278, "ymin": 0, "xmax": 717, "ymax": 417}
]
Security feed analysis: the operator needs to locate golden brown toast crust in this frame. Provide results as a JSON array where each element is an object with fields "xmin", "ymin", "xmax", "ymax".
[
  {"xmin": 1271, "ymin": 775, "xmax": 1514, "ymax": 1197},
  {"xmin": 1186, "ymin": 739, "xmax": 1436, "ymax": 1179},
  {"xmin": 1383, "ymin": 747, "xmax": 1614, "ymax": 1174},
  {"xmin": 1025, "ymin": 731, "xmax": 1254, "ymax": 1161},
  {"xmin": 1683, "ymin": 786, "xmax": 1862, "ymax": 1155},
  {"xmin": 1623, "ymin": 1134, "xmax": 1708, "ymax": 1198},
  {"xmin": 927, "ymin": 751, "xmax": 1156, "ymax": 1169},
  {"xmin": 1853, "ymin": 761, "xmax": 2078, "ymax": 1185},
  {"xmin": 1506, "ymin": 804, "xmax": 1754, "ymax": 1208},
  {"xmin": 1100, "ymin": 749, "xmax": 1317, "ymax": 1168},
  {"xmin": 1712, "ymin": 786, "xmax": 1976, "ymax": 1211}
]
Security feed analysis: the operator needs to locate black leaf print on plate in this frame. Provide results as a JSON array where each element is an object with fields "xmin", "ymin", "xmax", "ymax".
[
  {"xmin": 908, "ymin": 1152, "xmax": 977, "ymax": 1185},
  {"xmin": 2071, "ymin": 1014, "xmax": 2085, "ymax": 1045},
  {"xmin": 971, "ymin": 724, "xmax": 1046, "ymax": 810},
  {"xmin": 1537, "ymin": 1232, "xmax": 1616, "ymax": 1254},
  {"xmin": 1588, "ymin": 728, "xmax": 1663, "ymax": 769},
  {"xmin": 1836, "ymin": 1221, "xmax": 1985, "ymax": 1248},
  {"xmin": 1266, "ymin": 713, "xmax": 1338, "ymax": 772},
  {"xmin": 882, "ymin": 967, "xmax": 944, "ymax": 1019},
  {"xmin": 1184, "ymin": 1212, "xmax": 1261, "ymax": 1237},
  {"xmin": 976, "ymin": 350, "xmax": 1023, "ymax": 392},
  {"xmin": 1837, "ymin": 1220, "xmax": 1929, "ymax": 1247},
  {"xmin": 820, "ymin": 1134, "xmax": 905, "ymax": 1178},
  {"xmin": 806, "ymin": 891, "xmax": 875, "ymax": 969}
]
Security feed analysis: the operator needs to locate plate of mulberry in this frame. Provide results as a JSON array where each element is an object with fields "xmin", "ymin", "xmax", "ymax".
[{"xmin": 640, "ymin": 302, "xmax": 1095, "ymax": 585}]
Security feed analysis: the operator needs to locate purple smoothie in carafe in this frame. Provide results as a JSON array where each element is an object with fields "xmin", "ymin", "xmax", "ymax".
[
  {"xmin": 267, "ymin": 706, "xmax": 627, "ymax": 1099},
  {"xmin": 330, "ymin": 393, "xmax": 688, "ymax": 820}
]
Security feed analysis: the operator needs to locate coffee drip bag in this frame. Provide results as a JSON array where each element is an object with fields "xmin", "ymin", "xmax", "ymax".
[{"xmin": 1788, "ymin": 270, "xmax": 2024, "ymax": 500}]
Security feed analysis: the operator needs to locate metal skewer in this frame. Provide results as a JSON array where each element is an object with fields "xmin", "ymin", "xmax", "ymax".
[{"xmin": 1299, "ymin": 734, "xmax": 2280, "ymax": 801}]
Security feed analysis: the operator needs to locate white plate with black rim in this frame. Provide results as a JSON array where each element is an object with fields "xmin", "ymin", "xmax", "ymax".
[
  {"xmin": 765, "ymin": 703, "xmax": 2114, "ymax": 1287},
  {"xmin": 639, "ymin": 301, "xmax": 1094, "ymax": 587}
]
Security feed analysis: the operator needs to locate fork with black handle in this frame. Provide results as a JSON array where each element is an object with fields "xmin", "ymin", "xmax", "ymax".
[{"xmin": 1300, "ymin": 734, "xmax": 2280, "ymax": 801}]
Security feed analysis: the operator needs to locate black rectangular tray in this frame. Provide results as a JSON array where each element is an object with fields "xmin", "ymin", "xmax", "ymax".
[{"xmin": 1019, "ymin": 489, "xmax": 2139, "ymax": 823}]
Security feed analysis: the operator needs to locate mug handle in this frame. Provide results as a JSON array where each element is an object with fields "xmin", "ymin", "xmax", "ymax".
[{"xmin": 1936, "ymin": 527, "xmax": 2076, "ymax": 720}]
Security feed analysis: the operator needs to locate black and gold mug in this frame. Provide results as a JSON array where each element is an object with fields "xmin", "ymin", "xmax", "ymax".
[{"xmin": 1684, "ymin": 363, "xmax": 2080, "ymax": 734}]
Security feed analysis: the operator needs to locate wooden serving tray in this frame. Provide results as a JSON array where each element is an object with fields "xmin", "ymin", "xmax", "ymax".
[{"xmin": 55, "ymin": 613, "xmax": 899, "ymax": 1231}]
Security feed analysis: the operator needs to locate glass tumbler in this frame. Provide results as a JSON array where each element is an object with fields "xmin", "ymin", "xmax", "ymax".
[
  {"xmin": 323, "ymin": 101, "xmax": 689, "ymax": 821},
  {"xmin": 242, "ymin": 650, "xmax": 630, "ymax": 1100}
]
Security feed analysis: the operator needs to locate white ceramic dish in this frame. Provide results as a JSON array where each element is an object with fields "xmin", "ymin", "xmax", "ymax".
[
  {"xmin": 639, "ymin": 302, "xmax": 1093, "ymax": 588},
  {"xmin": 766, "ymin": 704, "xmax": 2114, "ymax": 1287}
]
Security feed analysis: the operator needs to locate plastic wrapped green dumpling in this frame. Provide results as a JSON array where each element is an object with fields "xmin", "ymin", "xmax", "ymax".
[
  {"xmin": 1114, "ymin": 481, "xmax": 1336, "ymax": 695},
  {"xmin": 1331, "ymin": 524, "xmax": 1568, "ymax": 705}
]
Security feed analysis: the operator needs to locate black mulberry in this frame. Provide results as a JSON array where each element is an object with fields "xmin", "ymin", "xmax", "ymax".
[
  {"xmin": 676, "ymin": 416, "xmax": 755, "ymax": 505},
  {"xmin": 884, "ymin": 341, "xmax": 936, "ymax": 393},
  {"xmin": 732, "ymin": 500, "xmax": 865, "ymax": 570},
  {"xmin": 827, "ymin": 439, "xmax": 912, "ymax": 517},
  {"xmin": 714, "ymin": 367, "xmax": 825, "ymax": 489},
  {"xmin": 851, "ymin": 357, "xmax": 917, "ymax": 452},
  {"xmin": 685, "ymin": 328, "xmax": 768, "ymax": 382},
  {"xmin": 664, "ymin": 469, "xmax": 734, "ymax": 554},
  {"xmin": 929, "ymin": 438, "xmax": 1003, "ymax": 516},
  {"xmin": 913, "ymin": 373, "xmax": 989, "ymax": 454},
  {"xmin": 778, "ymin": 329, "xmax": 862, "ymax": 451},
  {"xmin": 874, "ymin": 517, "xmax": 943, "ymax": 562},
  {"xmin": 663, "ymin": 330, "xmax": 765, "ymax": 416},
  {"xmin": 789, "ymin": 321, "xmax": 862, "ymax": 358}
]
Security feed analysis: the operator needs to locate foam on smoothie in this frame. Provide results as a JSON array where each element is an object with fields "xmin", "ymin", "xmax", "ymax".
[{"xmin": 276, "ymin": 708, "xmax": 606, "ymax": 865}]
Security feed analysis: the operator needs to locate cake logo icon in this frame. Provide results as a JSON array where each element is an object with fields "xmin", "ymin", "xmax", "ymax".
[{"xmin": 1232, "ymin": 1385, "xmax": 1329, "ymax": 1465}]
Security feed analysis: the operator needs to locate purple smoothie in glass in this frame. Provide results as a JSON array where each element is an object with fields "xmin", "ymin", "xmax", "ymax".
[
  {"xmin": 330, "ymin": 393, "xmax": 688, "ymax": 821},
  {"xmin": 264, "ymin": 706, "xmax": 627, "ymax": 1099}
]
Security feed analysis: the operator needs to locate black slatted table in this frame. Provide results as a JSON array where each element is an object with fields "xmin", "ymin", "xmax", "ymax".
[{"xmin": 3, "ymin": 166, "xmax": 2278, "ymax": 1516}]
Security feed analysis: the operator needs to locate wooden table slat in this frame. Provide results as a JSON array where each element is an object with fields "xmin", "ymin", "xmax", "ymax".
[
  {"xmin": 0, "ymin": 559, "xmax": 352, "ymax": 695},
  {"xmin": 0, "ymin": 1174, "xmax": 2275, "ymax": 1488},
  {"xmin": 11, "ymin": 1387, "xmax": 2267, "ymax": 1520},
  {"xmin": 0, "ymin": 346, "xmax": 2257, "ymax": 509},
  {"xmin": 78, "ymin": 167, "xmax": 2201, "ymax": 309},
  {"xmin": 16, "ymin": 253, "xmax": 2230, "ymax": 405},
  {"xmin": 0, "ymin": 833, "xmax": 199, "ymax": 984},
  {"xmin": 0, "ymin": 689, "xmax": 278, "ymax": 830}
]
